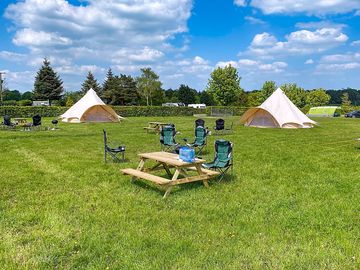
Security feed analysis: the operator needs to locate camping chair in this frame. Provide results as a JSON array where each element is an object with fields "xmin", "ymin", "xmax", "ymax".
[
  {"xmin": 31, "ymin": 114, "xmax": 42, "ymax": 130},
  {"xmin": 160, "ymin": 125, "xmax": 179, "ymax": 152},
  {"xmin": 214, "ymin": 118, "xmax": 225, "ymax": 135},
  {"xmin": 202, "ymin": 139, "xmax": 233, "ymax": 181},
  {"xmin": 195, "ymin": 118, "xmax": 205, "ymax": 128},
  {"xmin": 103, "ymin": 129, "xmax": 126, "ymax": 162},
  {"xmin": 2, "ymin": 115, "xmax": 16, "ymax": 129},
  {"xmin": 183, "ymin": 126, "xmax": 208, "ymax": 156}
]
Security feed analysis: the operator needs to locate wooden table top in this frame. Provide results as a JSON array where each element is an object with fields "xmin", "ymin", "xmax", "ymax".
[
  {"xmin": 148, "ymin": 122, "xmax": 167, "ymax": 125},
  {"xmin": 138, "ymin": 151, "xmax": 205, "ymax": 167}
]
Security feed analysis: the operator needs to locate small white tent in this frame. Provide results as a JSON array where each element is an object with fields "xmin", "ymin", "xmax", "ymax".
[
  {"xmin": 240, "ymin": 88, "xmax": 316, "ymax": 128},
  {"xmin": 60, "ymin": 88, "xmax": 122, "ymax": 123}
]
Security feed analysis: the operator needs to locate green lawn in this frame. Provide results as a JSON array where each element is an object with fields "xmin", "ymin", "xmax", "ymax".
[{"xmin": 0, "ymin": 116, "xmax": 359, "ymax": 269}]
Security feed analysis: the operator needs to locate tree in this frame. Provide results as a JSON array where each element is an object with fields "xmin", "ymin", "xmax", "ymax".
[
  {"xmin": 164, "ymin": 88, "xmax": 179, "ymax": 103},
  {"xmin": 281, "ymin": 83, "xmax": 307, "ymax": 108},
  {"xmin": 4, "ymin": 90, "xmax": 21, "ymax": 101},
  {"xmin": 102, "ymin": 68, "xmax": 116, "ymax": 103},
  {"xmin": 199, "ymin": 91, "xmax": 215, "ymax": 105},
  {"xmin": 33, "ymin": 58, "xmax": 64, "ymax": 102},
  {"xmin": 341, "ymin": 92, "xmax": 352, "ymax": 113},
  {"xmin": 81, "ymin": 71, "xmax": 102, "ymax": 95},
  {"xmin": 136, "ymin": 68, "xmax": 162, "ymax": 106},
  {"xmin": 206, "ymin": 65, "xmax": 244, "ymax": 106},
  {"xmin": 177, "ymin": 84, "xmax": 197, "ymax": 105},
  {"xmin": 65, "ymin": 96, "xmax": 74, "ymax": 107},
  {"xmin": 259, "ymin": 81, "xmax": 276, "ymax": 103},
  {"xmin": 306, "ymin": 88, "xmax": 331, "ymax": 107},
  {"xmin": 22, "ymin": 91, "xmax": 34, "ymax": 100},
  {"xmin": 246, "ymin": 91, "xmax": 263, "ymax": 107}
]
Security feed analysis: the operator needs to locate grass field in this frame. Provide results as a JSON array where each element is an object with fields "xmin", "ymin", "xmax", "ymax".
[{"xmin": 0, "ymin": 116, "xmax": 359, "ymax": 269}]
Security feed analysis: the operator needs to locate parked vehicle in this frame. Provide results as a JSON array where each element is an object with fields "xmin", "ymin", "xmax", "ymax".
[
  {"xmin": 162, "ymin": 103, "xmax": 185, "ymax": 107},
  {"xmin": 344, "ymin": 110, "xmax": 360, "ymax": 118},
  {"xmin": 188, "ymin": 104, "xmax": 206, "ymax": 109}
]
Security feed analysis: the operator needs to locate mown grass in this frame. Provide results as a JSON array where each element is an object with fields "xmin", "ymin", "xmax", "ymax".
[{"xmin": 0, "ymin": 116, "xmax": 359, "ymax": 269}]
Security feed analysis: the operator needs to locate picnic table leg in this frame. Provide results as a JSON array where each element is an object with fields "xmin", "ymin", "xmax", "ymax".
[
  {"xmin": 195, "ymin": 164, "xmax": 209, "ymax": 187},
  {"xmin": 132, "ymin": 158, "xmax": 146, "ymax": 182},
  {"xmin": 163, "ymin": 164, "xmax": 172, "ymax": 177},
  {"xmin": 163, "ymin": 168, "xmax": 180, "ymax": 199}
]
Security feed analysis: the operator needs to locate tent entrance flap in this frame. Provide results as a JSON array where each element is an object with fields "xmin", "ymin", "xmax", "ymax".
[
  {"xmin": 247, "ymin": 109, "xmax": 278, "ymax": 127},
  {"xmin": 81, "ymin": 105, "xmax": 118, "ymax": 122}
]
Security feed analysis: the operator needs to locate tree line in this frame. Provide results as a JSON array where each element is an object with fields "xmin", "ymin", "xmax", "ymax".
[{"xmin": 1, "ymin": 58, "xmax": 360, "ymax": 110}]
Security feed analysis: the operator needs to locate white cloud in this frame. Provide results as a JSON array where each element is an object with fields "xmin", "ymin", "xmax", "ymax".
[
  {"xmin": 4, "ymin": 0, "xmax": 192, "ymax": 71},
  {"xmin": 234, "ymin": 0, "xmax": 360, "ymax": 15},
  {"xmin": 305, "ymin": 59, "xmax": 314, "ymax": 64},
  {"xmin": 0, "ymin": 51, "xmax": 26, "ymax": 61},
  {"xmin": 246, "ymin": 28, "xmax": 348, "ymax": 57},
  {"xmin": 351, "ymin": 40, "xmax": 360, "ymax": 46},
  {"xmin": 216, "ymin": 59, "xmax": 287, "ymax": 73},
  {"xmin": 320, "ymin": 53, "xmax": 360, "ymax": 63},
  {"xmin": 251, "ymin": 32, "xmax": 277, "ymax": 47},
  {"xmin": 193, "ymin": 56, "xmax": 208, "ymax": 65},
  {"xmin": 234, "ymin": 0, "xmax": 247, "ymax": 7},
  {"xmin": 317, "ymin": 63, "xmax": 360, "ymax": 71},
  {"xmin": 295, "ymin": 21, "xmax": 346, "ymax": 30},
  {"xmin": 317, "ymin": 52, "xmax": 360, "ymax": 72},
  {"xmin": 244, "ymin": 16, "xmax": 266, "ymax": 25}
]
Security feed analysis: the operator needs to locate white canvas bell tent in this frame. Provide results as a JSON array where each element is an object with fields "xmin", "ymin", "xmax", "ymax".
[
  {"xmin": 240, "ymin": 88, "xmax": 316, "ymax": 128},
  {"xmin": 60, "ymin": 88, "xmax": 122, "ymax": 123}
]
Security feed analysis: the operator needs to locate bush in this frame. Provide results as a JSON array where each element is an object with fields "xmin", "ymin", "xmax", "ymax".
[
  {"xmin": 2, "ymin": 100, "xmax": 18, "ymax": 106},
  {"xmin": 0, "ymin": 105, "xmax": 248, "ymax": 118},
  {"xmin": 18, "ymin": 100, "xmax": 33, "ymax": 106}
]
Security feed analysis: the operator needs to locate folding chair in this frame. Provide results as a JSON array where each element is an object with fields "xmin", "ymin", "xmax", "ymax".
[
  {"xmin": 103, "ymin": 129, "xmax": 126, "ymax": 163},
  {"xmin": 160, "ymin": 125, "xmax": 179, "ymax": 152},
  {"xmin": 183, "ymin": 126, "xmax": 208, "ymax": 156},
  {"xmin": 214, "ymin": 118, "xmax": 225, "ymax": 135},
  {"xmin": 202, "ymin": 139, "xmax": 233, "ymax": 181},
  {"xmin": 195, "ymin": 118, "xmax": 205, "ymax": 128},
  {"xmin": 31, "ymin": 114, "xmax": 42, "ymax": 130},
  {"xmin": 1, "ymin": 115, "xmax": 16, "ymax": 129}
]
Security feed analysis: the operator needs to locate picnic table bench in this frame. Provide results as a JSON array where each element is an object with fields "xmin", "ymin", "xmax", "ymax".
[
  {"xmin": 121, "ymin": 151, "xmax": 220, "ymax": 198},
  {"xmin": 143, "ymin": 122, "xmax": 168, "ymax": 134}
]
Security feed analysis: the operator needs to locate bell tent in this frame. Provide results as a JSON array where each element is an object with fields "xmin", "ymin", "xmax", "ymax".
[
  {"xmin": 60, "ymin": 89, "xmax": 122, "ymax": 123},
  {"xmin": 240, "ymin": 88, "xmax": 316, "ymax": 128}
]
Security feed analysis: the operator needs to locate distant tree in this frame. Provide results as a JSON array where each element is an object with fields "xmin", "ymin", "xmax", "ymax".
[
  {"xmin": 33, "ymin": 58, "xmax": 64, "ymax": 102},
  {"xmin": 206, "ymin": 65, "xmax": 244, "ymax": 106},
  {"xmin": 199, "ymin": 91, "xmax": 215, "ymax": 105},
  {"xmin": 4, "ymin": 90, "xmax": 21, "ymax": 101},
  {"xmin": 281, "ymin": 83, "xmax": 307, "ymax": 108},
  {"xmin": 21, "ymin": 91, "xmax": 34, "ymax": 100},
  {"xmin": 259, "ymin": 81, "xmax": 277, "ymax": 103},
  {"xmin": 177, "ymin": 84, "xmax": 197, "ymax": 105},
  {"xmin": 102, "ymin": 68, "xmax": 116, "ymax": 103},
  {"xmin": 164, "ymin": 88, "xmax": 179, "ymax": 103},
  {"xmin": 306, "ymin": 88, "xmax": 331, "ymax": 107},
  {"xmin": 136, "ymin": 68, "xmax": 162, "ymax": 106},
  {"xmin": 106, "ymin": 74, "xmax": 139, "ymax": 105},
  {"xmin": 65, "ymin": 96, "xmax": 74, "ymax": 107},
  {"xmin": 246, "ymin": 91, "xmax": 263, "ymax": 107},
  {"xmin": 151, "ymin": 87, "xmax": 166, "ymax": 106},
  {"xmin": 341, "ymin": 92, "xmax": 352, "ymax": 113},
  {"xmin": 81, "ymin": 71, "xmax": 102, "ymax": 95}
]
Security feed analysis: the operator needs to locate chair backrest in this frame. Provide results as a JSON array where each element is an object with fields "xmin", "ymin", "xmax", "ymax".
[
  {"xmin": 194, "ymin": 126, "xmax": 207, "ymax": 145},
  {"xmin": 215, "ymin": 118, "xmax": 225, "ymax": 130},
  {"xmin": 103, "ymin": 129, "xmax": 108, "ymax": 145},
  {"xmin": 160, "ymin": 125, "xmax": 176, "ymax": 145},
  {"xmin": 214, "ymin": 139, "xmax": 233, "ymax": 167},
  {"xmin": 195, "ymin": 118, "xmax": 205, "ymax": 127},
  {"xmin": 32, "ymin": 114, "xmax": 41, "ymax": 126},
  {"xmin": 3, "ymin": 115, "xmax": 11, "ymax": 126}
]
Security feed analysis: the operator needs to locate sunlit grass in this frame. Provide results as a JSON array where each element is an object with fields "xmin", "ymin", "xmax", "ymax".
[{"xmin": 0, "ymin": 116, "xmax": 359, "ymax": 269}]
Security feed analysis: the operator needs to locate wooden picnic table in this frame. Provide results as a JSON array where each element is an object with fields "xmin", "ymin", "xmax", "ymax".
[
  {"xmin": 143, "ymin": 122, "xmax": 168, "ymax": 134},
  {"xmin": 14, "ymin": 118, "xmax": 27, "ymax": 124},
  {"xmin": 121, "ymin": 151, "xmax": 220, "ymax": 198}
]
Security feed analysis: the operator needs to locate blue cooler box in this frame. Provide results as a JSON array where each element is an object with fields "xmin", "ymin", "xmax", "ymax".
[{"xmin": 179, "ymin": 147, "xmax": 195, "ymax": 162}]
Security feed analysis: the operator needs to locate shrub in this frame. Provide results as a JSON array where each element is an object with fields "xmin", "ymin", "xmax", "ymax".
[{"xmin": 18, "ymin": 100, "xmax": 33, "ymax": 106}]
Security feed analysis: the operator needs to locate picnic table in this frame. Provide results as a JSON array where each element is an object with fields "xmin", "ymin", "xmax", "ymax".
[
  {"xmin": 143, "ymin": 122, "xmax": 168, "ymax": 134},
  {"xmin": 121, "ymin": 151, "xmax": 220, "ymax": 198},
  {"xmin": 14, "ymin": 118, "xmax": 27, "ymax": 124}
]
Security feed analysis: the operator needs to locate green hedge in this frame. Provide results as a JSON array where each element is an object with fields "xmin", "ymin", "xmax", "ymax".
[{"xmin": 0, "ymin": 105, "xmax": 251, "ymax": 118}]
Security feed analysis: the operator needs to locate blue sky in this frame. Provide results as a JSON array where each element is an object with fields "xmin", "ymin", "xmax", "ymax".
[{"xmin": 1, "ymin": 0, "xmax": 360, "ymax": 93}]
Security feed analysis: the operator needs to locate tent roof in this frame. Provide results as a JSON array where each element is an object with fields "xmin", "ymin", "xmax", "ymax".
[
  {"xmin": 241, "ymin": 88, "xmax": 316, "ymax": 128},
  {"xmin": 60, "ymin": 88, "xmax": 121, "ymax": 122}
]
